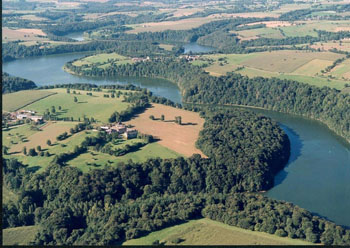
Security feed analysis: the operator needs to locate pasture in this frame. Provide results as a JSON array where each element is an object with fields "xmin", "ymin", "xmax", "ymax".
[
  {"xmin": 25, "ymin": 88, "xmax": 131, "ymax": 123},
  {"xmin": 2, "ymin": 90, "xmax": 56, "ymax": 112},
  {"xmin": 123, "ymin": 218, "xmax": 312, "ymax": 245},
  {"xmin": 125, "ymin": 103, "xmax": 206, "ymax": 157},
  {"xmin": 3, "ymin": 226, "xmax": 39, "ymax": 246},
  {"xmin": 9, "ymin": 121, "xmax": 77, "ymax": 154},
  {"xmin": 311, "ymin": 40, "xmax": 350, "ymax": 52},
  {"xmin": 68, "ymin": 142, "xmax": 180, "ymax": 172}
]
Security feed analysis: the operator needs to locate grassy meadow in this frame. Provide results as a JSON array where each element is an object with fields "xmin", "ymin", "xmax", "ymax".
[
  {"xmin": 3, "ymin": 226, "xmax": 39, "ymax": 246},
  {"xmin": 123, "ymin": 218, "xmax": 312, "ymax": 245},
  {"xmin": 2, "ymin": 90, "xmax": 56, "ymax": 112},
  {"xmin": 72, "ymin": 52, "xmax": 133, "ymax": 69}
]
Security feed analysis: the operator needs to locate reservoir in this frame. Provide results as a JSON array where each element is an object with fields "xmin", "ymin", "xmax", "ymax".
[{"xmin": 3, "ymin": 53, "xmax": 350, "ymax": 227}]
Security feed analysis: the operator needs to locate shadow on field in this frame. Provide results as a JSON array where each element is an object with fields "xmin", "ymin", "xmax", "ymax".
[{"xmin": 28, "ymin": 166, "xmax": 41, "ymax": 173}]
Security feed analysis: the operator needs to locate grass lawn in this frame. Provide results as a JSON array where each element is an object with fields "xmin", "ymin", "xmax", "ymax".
[
  {"xmin": 2, "ymin": 90, "xmax": 56, "ymax": 112},
  {"xmin": 123, "ymin": 218, "xmax": 312, "ymax": 245},
  {"xmin": 25, "ymin": 88, "xmax": 130, "ymax": 123},
  {"xmin": 68, "ymin": 142, "xmax": 180, "ymax": 173},
  {"xmin": 3, "ymin": 225, "xmax": 39, "ymax": 245}
]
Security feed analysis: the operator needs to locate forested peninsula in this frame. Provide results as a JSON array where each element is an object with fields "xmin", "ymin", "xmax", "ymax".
[
  {"xmin": 64, "ymin": 58, "xmax": 350, "ymax": 143},
  {"xmin": 2, "ymin": 72, "xmax": 37, "ymax": 94}
]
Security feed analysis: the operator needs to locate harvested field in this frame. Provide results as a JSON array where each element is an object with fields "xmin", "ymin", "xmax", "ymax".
[
  {"xmin": 240, "ymin": 50, "xmax": 344, "ymax": 73},
  {"xmin": 125, "ymin": 104, "xmax": 205, "ymax": 157},
  {"xmin": 2, "ymin": 27, "xmax": 47, "ymax": 42},
  {"xmin": 2, "ymin": 90, "xmax": 56, "ymax": 112},
  {"xmin": 123, "ymin": 218, "xmax": 312, "ymax": 245},
  {"xmin": 292, "ymin": 59, "xmax": 334, "ymax": 76},
  {"xmin": 240, "ymin": 21, "xmax": 293, "ymax": 28},
  {"xmin": 171, "ymin": 8, "xmax": 204, "ymax": 17},
  {"xmin": 210, "ymin": 12, "xmax": 280, "ymax": 19},
  {"xmin": 126, "ymin": 17, "xmax": 217, "ymax": 33},
  {"xmin": 9, "ymin": 121, "xmax": 77, "ymax": 153},
  {"xmin": 236, "ymin": 27, "xmax": 284, "ymax": 40}
]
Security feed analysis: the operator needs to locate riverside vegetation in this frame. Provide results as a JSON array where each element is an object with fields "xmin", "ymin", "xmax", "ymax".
[{"xmin": 3, "ymin": 0, "xmax": 350, "ymax": 245}]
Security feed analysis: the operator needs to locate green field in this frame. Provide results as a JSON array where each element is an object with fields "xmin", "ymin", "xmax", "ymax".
[
  {"xmin": 123, "ymin": 218, "xmax": 312, "ymax": 245},
  {"xmin": 69, "ymin": 142, "xmax": 180, "ymax": 172},
  {"xmin": 2, "ymin": 90, "xmax": 56, "ymax": 112},
  {"xmin": 25, "ymin": 88, "xmax": 130, "ymax": 123},
  {"xmin": 198, "ymin": 51, "xmax": 348, "ymax": 89},
  {"xmin": 3, "ymin": 225, "xmax": 39, "ymax": 245},
  {"xmin": 72, "ymin": 52, "xmax": 133, "ymax": 69}
]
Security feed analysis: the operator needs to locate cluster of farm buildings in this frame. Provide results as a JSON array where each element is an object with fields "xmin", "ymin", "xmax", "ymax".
[
  {"xmin": 131, "ymin": 56, "xmax": 151, "ymax": 63},
  {"xmin": 100, "ymin": 122, "xmax": 138, "ymax": 139},
  {"xmin": 8, "ymin": 110, "xmax": 43, "ymax": 123}
]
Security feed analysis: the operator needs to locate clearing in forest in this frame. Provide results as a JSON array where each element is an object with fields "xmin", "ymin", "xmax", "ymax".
[
  {"xmin": 125, "ymin": 104, "xmax": 206, "ymax": 157},
  {"xmin": 123, "ymin": 218, "xmax": 312, "ymax": 245}
]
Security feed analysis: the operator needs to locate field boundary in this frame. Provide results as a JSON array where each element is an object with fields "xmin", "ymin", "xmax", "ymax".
[{"xmin": 13, "ymin": 92, "xmax": 57, "ymax": 112}]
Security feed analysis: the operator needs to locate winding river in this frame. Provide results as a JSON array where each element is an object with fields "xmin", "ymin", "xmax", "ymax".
[{"xmin": 3, "ymin": 51, "xmax": 350, "ymax": 228}]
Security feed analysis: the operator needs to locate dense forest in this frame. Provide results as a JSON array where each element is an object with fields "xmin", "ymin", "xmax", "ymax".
[
  {"xmin": 2, "ymin": 72, "xmax": 37, "ymax": 94},
  {"xmin": 65, "ymin": 58, "xmax": 350, "ymax": 143}
]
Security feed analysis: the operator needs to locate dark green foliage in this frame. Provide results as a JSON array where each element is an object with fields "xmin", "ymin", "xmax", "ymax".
[
  {"xmin": 2, "ymin": 72, "xmax": 37, "ymax": 94},
  {"xmin": 197, "ymin": 110, "xmax": 290, "ymax": 192}
]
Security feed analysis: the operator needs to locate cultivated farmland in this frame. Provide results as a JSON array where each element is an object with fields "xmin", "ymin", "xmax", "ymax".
[{"xmin": 125, "ymin": 103, "xmax": 206, "ymax": 157}]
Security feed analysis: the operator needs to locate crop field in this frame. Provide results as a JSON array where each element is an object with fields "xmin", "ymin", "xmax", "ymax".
[
  {"xmin": 123, "ymin": 218, "xmax": 312, "ymax": 245},
  {"xmin": 125, "ymin": 103, "xmax": 205, "ymax": 157},
  {"xmin": 2, "ymin": 90, "xmax": 56, "ymax": 112},
  {"xmin": 330, "ymin": 59, "xmax": 350, "ymax": 80},
  {"xmin": 3, "ymin": 226, "xmax": 39, "ymax": 246},
  {"xmin": 69, "ymin": 142, "xmax": 180, "ymax": 172},
  {"xmin": 25, "ymin": 88, "xmax": 130, "ymax": 123},
  {"xmin": 9, "ymin": 121, "xmax": 77, "ymax": 154},
  {"xmin": 199, "ymin": 51, "xmax": 347, "ymax": 89},
  {"xmin": 2, "ymin": 27, "xmax": 48, "ymax": 42},
  {"xmin": 72, "ymin": 53, "xmax": 132, "ymax": 67},
  {"xmin": 125, "ymin": 17, "xmax": 218, "ymax": 33}
]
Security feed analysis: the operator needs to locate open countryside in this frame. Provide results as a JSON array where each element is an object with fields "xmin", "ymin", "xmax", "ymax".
[{"xmin": 2, "ymin": 0, "xmax": 350, "ymax": 246}]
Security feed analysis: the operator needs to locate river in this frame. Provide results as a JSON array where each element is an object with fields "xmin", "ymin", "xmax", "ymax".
[{"xmin": 3, "ymin": 51, "xmax": 350, "ymax": 228}]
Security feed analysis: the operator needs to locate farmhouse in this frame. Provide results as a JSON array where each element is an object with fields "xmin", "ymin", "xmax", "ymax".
[
  {"xmin": 100, "ymin": 122, "xmax": 137, "ymax": 139},
  {"xmin": 9, "ymin": 110, "xmax": 44, "ymax": 123},
  {"xmin": 131, "ymin": 56, "xmax": 151, "ymax": 62},
  {"xmin": 123, "ymin": 128, "xmax": 138, "ymax": 139}
]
